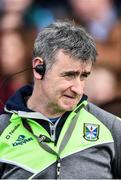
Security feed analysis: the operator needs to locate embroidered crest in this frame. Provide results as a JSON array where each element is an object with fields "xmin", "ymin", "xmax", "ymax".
[{"xmin": 83, "ymin": 123, "xmax": 99, "ymax": 141}]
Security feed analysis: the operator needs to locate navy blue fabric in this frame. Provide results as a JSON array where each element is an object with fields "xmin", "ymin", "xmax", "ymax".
[
  {"xmin": 49, "ymin": 117, "xmax": 60, "ymax": 123},
  {"xmin": 5, "ymin": 84, "xmax": 33, "ymax": 112}
]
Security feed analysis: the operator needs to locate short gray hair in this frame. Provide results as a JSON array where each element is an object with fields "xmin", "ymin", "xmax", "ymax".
[{"xmin": 33, "ymin": 20, "xmax": 97, "ymax": 70}]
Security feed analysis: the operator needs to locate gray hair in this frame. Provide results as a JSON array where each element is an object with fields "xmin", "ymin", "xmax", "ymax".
[{"xmin": 33, "ymin": 20, "xmax": 97, "ymax": 70}]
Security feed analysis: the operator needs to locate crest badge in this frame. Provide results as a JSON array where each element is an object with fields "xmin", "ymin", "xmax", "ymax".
[{"xmin": 83, "ymin": 123, "xmax": 99, "ymax": 141}]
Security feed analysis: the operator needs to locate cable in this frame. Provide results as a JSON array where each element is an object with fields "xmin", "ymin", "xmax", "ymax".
[{"xmin": 0, "ymin": 66, "xmax": 33, "ymax": 107}]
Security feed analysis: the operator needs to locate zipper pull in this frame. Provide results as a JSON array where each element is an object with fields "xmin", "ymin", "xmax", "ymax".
[
  {"xmin": 38, "ymin": 135, "xmax": 52, "ymax": 143},
  {"xmin": 38, "ymin": 135, "xmax": 46, "ymax": 143},
  {"xmin": 56, "ymin": 158, "xmax": 61, "ymax": 179}
]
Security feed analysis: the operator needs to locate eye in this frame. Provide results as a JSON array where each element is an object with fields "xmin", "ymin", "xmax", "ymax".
[
  {"xmin": 61, "ymin": 71, "xmax": 77, "ymax": 80},
  {"xmin": 67, "ymin": 73, "xmax": 76, "ymax": 78},
  {"xmin": 64, "ymin": 74, "xmax": 76, "ymax": 80},
  {"xmin": 80, "ymin": 73, "xmax": 89, "ymax": 81}
]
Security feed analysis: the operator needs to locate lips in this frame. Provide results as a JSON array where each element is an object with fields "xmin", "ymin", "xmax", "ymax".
[{"xmin": 63, "ymin": 95, "xmax": 75, "ymax": 99}]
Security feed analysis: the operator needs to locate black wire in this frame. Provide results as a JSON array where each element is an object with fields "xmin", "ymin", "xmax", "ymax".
[
  {"xmin": 0, "ymin": 66, "xmax": 33, "ymax": 106},
  {"xmin": 0, "ymin": 66, "xmax": 33, "ymax": 89}
]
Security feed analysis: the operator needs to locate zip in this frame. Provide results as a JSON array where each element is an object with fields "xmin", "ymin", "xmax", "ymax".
[
  {"xmin": 49, "ymin": 117, "xmax": 61, "ymax": 142},
  {"xmin": 50, "ymin": 124, "xmax": 55, "ymax": 142}
]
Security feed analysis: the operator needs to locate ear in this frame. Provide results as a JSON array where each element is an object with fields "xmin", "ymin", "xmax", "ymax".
[{"xmin": 33, "ymin": 57, "xmax": 44, "ymax": 80}]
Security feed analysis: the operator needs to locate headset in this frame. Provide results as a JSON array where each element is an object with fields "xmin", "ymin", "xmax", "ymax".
[{"xmin": 34, "ymin": 63, "xmax": 46, "ymax": 79}]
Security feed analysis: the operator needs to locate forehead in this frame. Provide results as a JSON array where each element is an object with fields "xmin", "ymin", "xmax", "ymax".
[{"xmin": 53, "ymin": 50, "xmax": 92, "ymax": 72}]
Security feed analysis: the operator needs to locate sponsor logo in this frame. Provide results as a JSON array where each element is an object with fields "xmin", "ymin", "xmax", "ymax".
[
  {"xmin": 12, "ymin": 135, "xmax": 33, "ymax": 146},
  {"xmin": 6, "ymin": 124, "xmax": 20, "ymax": 139},
  {"xmin": 83, "ymin": 123, "xmax": 99, "ymax": 141}
]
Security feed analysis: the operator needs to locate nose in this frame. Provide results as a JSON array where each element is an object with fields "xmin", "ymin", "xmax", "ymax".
[{"xmin": 70, "ymin": 79, "xmax": 85, "ymax": 95}]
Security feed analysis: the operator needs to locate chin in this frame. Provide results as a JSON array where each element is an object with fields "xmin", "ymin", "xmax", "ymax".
[
  {"xmin": 58, "ymin": 100, "xmax": 77, "ymax": 112},
  {"xmin": 60, "ymin": 104, "xmax": 76, "ymax": 112}
]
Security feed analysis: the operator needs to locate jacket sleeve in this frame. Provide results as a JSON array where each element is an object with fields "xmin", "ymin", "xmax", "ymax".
[
  {"xmin": 0, "ymin": 114, "xmax": 11, "ymax": 135},
  {"xmin": 0, "ymin": 162, "xmax": 5, "ymax": 178},
  {"xmin": 85, "ymin": 102, "xmax": 121, "ymax": 178},
  {"xmin": 0, "ymin": 114, "xmax": 11, "ymax": 178},
  {"xmin": 111, "ymin": 117, "xmax": 121, "ymax": 178}
]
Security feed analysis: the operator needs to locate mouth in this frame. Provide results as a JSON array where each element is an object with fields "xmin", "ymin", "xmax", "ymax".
[{"xmin": 63, "ymin": 95, "xmax": 76, "ymax": 99}]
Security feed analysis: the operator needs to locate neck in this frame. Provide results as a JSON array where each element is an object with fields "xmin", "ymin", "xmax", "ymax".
[
  {"xmin": 27, "ymin": 83, "xmax": 66, "ymax": 118},
  {"xmin": 27, "ymin": 95, "xmax": 65, "ymax": 118}
]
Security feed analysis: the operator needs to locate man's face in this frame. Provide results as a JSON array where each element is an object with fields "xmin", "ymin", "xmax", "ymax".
[{"xmin": 39, "ymin": 50, "xmax": 92, "ymax": 115}]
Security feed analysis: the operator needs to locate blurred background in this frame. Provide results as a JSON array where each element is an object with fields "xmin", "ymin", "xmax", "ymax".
[{"xmin": 0, "ymin": 0, "xmax": 121, "ymax": 116}]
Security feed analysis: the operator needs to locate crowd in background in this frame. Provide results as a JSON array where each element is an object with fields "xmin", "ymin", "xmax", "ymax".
[{"xmin": 0, "ymin": 0, "xmax": 121, "ymax": 116}]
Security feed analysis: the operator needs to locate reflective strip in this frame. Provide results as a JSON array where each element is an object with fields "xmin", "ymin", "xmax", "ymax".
[
  {"xmin": 18, "ymin": 111, "xmax": 52, "ymax": 123},
  {"xmin": 61, "ymin": 141, "xmax": 114, "ymax": 159}
]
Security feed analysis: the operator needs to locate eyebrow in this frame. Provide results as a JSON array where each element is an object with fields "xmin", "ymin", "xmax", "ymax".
[{"xmin": 60, "ymin": 70, "xmax": 91, "ymax": 77}]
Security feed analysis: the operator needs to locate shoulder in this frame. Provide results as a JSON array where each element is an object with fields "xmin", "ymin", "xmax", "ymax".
[
  {"xmin": 85, "ymin": 102, "xmax": 121, "ymax": 179},
  {"xmin": 85, "ymin": 102, "xmax": 121, "ymax": 134},
  {"xmin": 0, "ymin": 113, "xmax": 11, "ymax": 135}
]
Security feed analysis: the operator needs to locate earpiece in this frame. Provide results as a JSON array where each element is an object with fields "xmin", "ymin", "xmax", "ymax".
[{"xmin": 34, "ymin": 64, "xmax": 46, "ymax": 78}]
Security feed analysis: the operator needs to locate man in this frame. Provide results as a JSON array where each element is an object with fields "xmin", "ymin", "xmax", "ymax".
[{"xmin": 0, "ymin": 21, "xmax": 121, "ymax": 179}]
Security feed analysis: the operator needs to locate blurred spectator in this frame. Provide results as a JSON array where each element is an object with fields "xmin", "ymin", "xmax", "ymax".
[
  {"xmin": 100, "ymin": 97, "xmax": 121, "ymax": 117},
  {"xmin": 23, "ymin": 0, "xmax": 70, "ymax": 31},
  {"xmin": 69, "ymin": 0, "xmax": 118, "ymax": 40},
  {"xmin": 1, "ymin": 30, "xmax": 26, "ymax": 75},
  {"xmin": 0, "ymin": 28, "xmax": 36, "ymax": 113},
  {"xmin": 69, "ymin": 0, "xmax": 121, "ymax": 107},
  {"xmin": 0, "ymin": 0, "xmax": 71, "ymax": 31},
  {"xmin": 0, "ymin": 0, "xmax": 38, "ymax": 113},
  {"xmin": 24, "ymin": 6, "xmax": 55, "ymax": 31},
  {"xmin": 0, "ymin": 0, "xmax": 34, "ymax": 30},
  {"xmin": 84, "ymin": 67, "xmax": 117, "ymax": 105}
]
